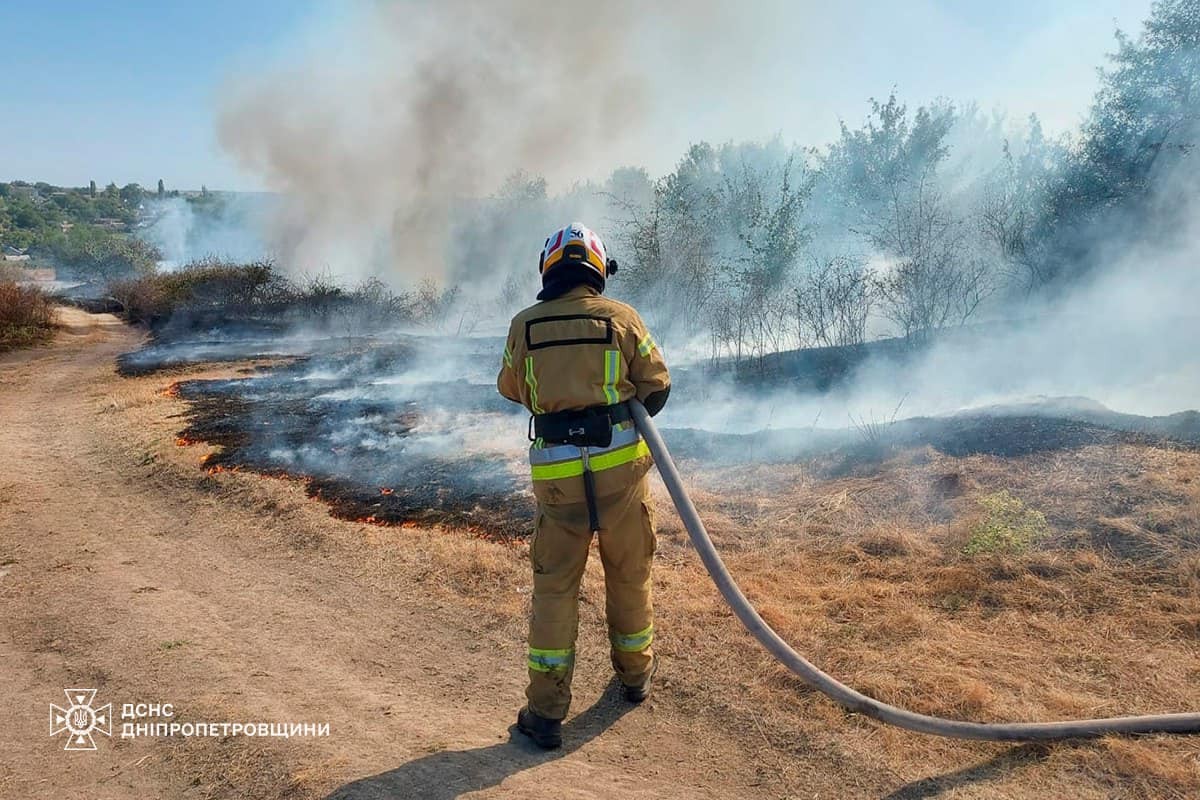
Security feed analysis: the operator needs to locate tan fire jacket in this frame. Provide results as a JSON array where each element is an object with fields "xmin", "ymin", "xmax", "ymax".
[{"xmin": 498, "ymin": 285, "xmax": 671, "ymax": 505}]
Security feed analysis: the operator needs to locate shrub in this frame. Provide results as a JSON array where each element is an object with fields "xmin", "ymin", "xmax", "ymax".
[
  {"xmin": 963, "ymin": 490, "xmax": 1049, "ymax": 556},
  {"xmin": 107, "ymin": 260, "xmax": 436, "ymax": 332},
  {"xmin": 109, "ymin": 259, "xmax": 279, "ymax": 325},
  {"xmin": 0, "ymin": 280, "xmax": 57, "ymax": 351}
]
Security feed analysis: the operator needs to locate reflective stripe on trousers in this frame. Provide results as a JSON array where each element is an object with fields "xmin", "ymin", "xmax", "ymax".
[
  {"xmin": 528, "ymin": 423, "xmax": 648, "ymax": 481},
  {"xmin": 611, "ymin": 623, "xmax": 654, "ymax": 652},
  {"xmin": 528, "ymin": 646, "xmax": 574, "ymax": 673}
]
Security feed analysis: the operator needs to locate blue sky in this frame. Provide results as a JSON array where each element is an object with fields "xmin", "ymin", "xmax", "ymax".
[
  {"xmin": 0, "ymin": 0, "xmax": 1154, "ymax": 191},
  {"xmin": 0, "ymin": 0, "xmax": 317, "ymax": 190}
]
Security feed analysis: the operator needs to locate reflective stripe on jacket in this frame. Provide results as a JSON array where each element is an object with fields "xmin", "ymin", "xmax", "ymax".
[{"xmin": 528, "ymin": 423, "xmax": 650, "ymax": 482}]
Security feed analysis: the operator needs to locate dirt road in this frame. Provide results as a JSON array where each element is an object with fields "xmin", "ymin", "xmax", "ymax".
[{"xmin": 0, "ymin": 309, "xmax": 783, "ymax": 798}]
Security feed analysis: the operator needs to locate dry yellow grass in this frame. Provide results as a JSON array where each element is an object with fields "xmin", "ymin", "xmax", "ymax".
[
  {"xmin": 106, "ymin": 355, "xmax": 1200, "ymax": 798},
  {"xmin": 649, "ymin": 443, "xmax": 1200, "ymax": 797},
  {"xmin": 0, "ymin": 280, "xmax": 58, "ymax": 352}
]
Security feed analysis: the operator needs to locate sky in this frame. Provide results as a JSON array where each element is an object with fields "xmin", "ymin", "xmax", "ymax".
[{"xmin": 0, "ymin": 0, "xmax": 1154, "ymax": 192}]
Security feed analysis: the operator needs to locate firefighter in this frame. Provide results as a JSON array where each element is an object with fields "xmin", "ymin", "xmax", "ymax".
[{"xmin": 497, "ymin": 222, "xmax": 671, "ymax": 749}]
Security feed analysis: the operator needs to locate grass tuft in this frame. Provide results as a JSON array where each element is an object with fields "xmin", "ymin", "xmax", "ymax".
[{"xmin": 963, "ymin": 490, "xmax": 1049, "ymax": 556}]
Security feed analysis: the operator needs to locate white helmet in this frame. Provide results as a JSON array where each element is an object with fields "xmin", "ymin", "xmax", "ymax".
[{"xmin": 538, "ymin": 222, "xmax": 617, "ymax": 278}]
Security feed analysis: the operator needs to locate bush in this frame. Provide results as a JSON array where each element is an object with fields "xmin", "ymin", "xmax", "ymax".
[
  {"xmin": 107, "ymin": 260, "xmax": 437, "ymax": 332},
  {"xmin": 0, "ymin": 280, "xmax": 57, "ymax": 351},
  {"xmin": 109, "ymin": 259, "xmax": 280, "ymax": 325},
  {"xmin": 963, "ymin": 490, "xmax": 1049, "ymax": 556}
]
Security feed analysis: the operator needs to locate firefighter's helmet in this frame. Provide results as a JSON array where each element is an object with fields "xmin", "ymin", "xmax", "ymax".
[{"xmin": 539, "ymin": 222, "xmax": 618, "ymax": 278}]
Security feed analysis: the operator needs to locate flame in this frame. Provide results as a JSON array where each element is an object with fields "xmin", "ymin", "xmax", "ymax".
[
  {"xmin": 348, "ymin": 514, "xmax": 423, "ymax": 529},
  {"xmin": 158, "ymin": 382, "xmax": 182, "ymax": 398},
  {"xmin": 380, "ymin": 487, "xmax": 394, "ymax": 495}
]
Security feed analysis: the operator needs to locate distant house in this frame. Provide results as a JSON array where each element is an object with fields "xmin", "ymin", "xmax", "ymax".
[{"xmin": 1, "ymin": 246, "xmax": 30, "ymax": 262}]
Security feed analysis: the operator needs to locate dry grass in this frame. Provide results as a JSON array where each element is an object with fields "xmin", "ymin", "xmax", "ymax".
[
  {"xmin": 0, "ymin": 280, "xmax": 57, "ymax": 352},
  {"xmin": 650, "ymin": 443, "xmax": 1200, "ymax": 796},
  {"xmin": 118, "ymin": 358, "xmax": 1200, "ymax": 797}
]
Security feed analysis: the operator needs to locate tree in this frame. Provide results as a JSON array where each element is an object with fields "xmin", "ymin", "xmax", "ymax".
[
  {"xmin": 794, "ymin": 256, "xmax": 873, "ymax": 347},
  {"xmin": 617, "ymin": 140, "xmax": 811, "ymax": 362},
  {"xmin": 42, "ymin": 224, "xmax": 160, "ymax": 279},
  {"xmin": 976, "ymin": 116, "xmax": 1062, "ymax": 292},
  {"xmin": 823, "ymin": 94, "xmax": 957, "ymax": 226},
  {"xmin": 157, "ymin": 179, "xmax": 165, "ymax": 199},
  {"xmin": 822, "ymin": 94, "xmax": 993, "ymax": 340},
  {"xmin": 869, "ymin": 175, "xmax": 990, "ymax": 340},
  {"xmin": 89, "ymin": 180, "xmax": 96, "ymax": 197},
  {"xmin": 120, "ymin": 183, "xmax": 144, "ymax": 207},
  {"xmin": 1033, "ymin": 0, "xmax": 1200, "ymax": 284}
]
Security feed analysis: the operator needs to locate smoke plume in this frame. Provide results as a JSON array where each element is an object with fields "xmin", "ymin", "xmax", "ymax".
[{"xmin": 217, "ymin": 0, "xmax": 670, "ymax": 281}]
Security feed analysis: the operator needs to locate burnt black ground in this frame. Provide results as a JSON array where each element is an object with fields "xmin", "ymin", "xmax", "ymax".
[
  {"xmin": 125, "ymin": 326, "xmax": 1200, "ymax": 535},
  {"xmin": 173, "ymin": 342, "xmax": 534, "ymax": 536}
]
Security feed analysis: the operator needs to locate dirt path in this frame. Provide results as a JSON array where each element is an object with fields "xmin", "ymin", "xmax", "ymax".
[{"xmin": 0, "ymin": 309, "xmax": 777, "ymax": 799}]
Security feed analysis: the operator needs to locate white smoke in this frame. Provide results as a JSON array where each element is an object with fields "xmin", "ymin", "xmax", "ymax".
[
  {"xmin": 215, "ymin": 0, "xmax": 683, "ymax": 282},
  {"xmin": 139, "ymin": 196, "xmax": 271, "ymax": 268}
]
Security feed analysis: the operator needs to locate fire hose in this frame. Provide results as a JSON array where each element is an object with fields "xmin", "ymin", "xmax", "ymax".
[{"xmin": 628, "ymin": 398, "xmax": 1200, "ymax": 740}]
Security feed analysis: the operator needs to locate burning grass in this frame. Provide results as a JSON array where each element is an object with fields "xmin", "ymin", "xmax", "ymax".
[{"xmin": 0, "ymin": 280, "xmax": 57, "ymax": 352}]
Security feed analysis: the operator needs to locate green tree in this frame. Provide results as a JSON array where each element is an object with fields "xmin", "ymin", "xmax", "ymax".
[
  {"xmin": 120, "ymin": 183, "xmax": 144, "ymax": 206},
  {"xmin": 1035, "ymin": 0, "xmax": 1200, "ymax": 284}
]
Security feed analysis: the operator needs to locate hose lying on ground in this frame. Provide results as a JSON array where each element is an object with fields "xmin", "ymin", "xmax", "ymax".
[{"xmin": 628, "ymin": 399, "xmax": 1200, "ymax": 741}]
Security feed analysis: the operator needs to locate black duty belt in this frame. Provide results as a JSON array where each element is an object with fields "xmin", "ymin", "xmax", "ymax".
[{"xmin": 529, "ymin": 402, "xmax": 632, "ymax": 449}]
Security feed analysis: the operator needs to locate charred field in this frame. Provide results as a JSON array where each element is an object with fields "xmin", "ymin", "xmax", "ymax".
[
  {"xmin": 147, "ymin": 336, "xmax": 537, "ymax": 537},
  {"xmin": 125, "ymin": 322, "xmax": 1200, "ymax": 555}
]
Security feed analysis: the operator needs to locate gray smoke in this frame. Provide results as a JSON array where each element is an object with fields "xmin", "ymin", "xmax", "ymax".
[
  {"xmin": 215, "ymin": 0, "xmax": 693, "ymax": 281},
  {"xmin": 198, "ymin": 0, "xmax": 1199, "ymax": 446}
]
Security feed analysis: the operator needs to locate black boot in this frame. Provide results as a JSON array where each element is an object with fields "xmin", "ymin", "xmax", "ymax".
[
  {"xmin": 623, "ymin": 659, "xmax": 657, "ymax": 704},
  {"xmin": 516, "ymin": 706, "xmax": 562, "ymax": 749}
]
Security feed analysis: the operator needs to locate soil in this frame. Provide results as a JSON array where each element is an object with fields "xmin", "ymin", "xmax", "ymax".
[
  {"xmin": 3, "ymin": 308, "xmax": 1199, "ymax": 799},
  {"xmin": 0, "ymin": 309, "xmax": 756, "ymax": 799}
]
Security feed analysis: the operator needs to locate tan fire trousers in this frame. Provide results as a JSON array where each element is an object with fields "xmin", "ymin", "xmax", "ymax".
[{"xmin": 525, "ymin": 478, "xmax": 656, "ymax": 720}]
